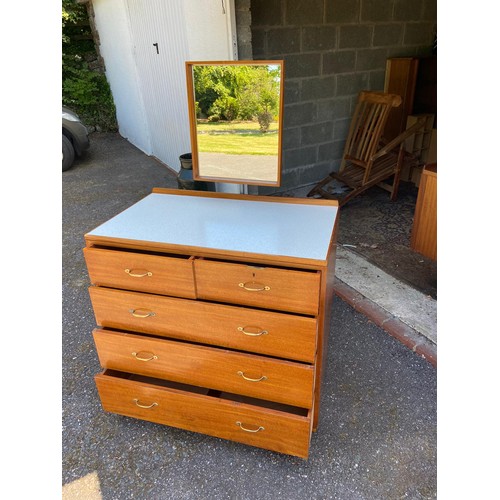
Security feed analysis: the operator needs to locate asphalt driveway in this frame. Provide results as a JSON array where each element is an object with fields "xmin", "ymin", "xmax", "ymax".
[{"xmin": 62, "ymin": 133, "xmax": 436, "ymax": 499}]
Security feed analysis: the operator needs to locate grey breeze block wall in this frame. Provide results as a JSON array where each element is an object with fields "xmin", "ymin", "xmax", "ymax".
[
  {"xmin": 247, "ymin": 0, "xmax": 436, "ymax": 194},
  {"xmin": 235, "ymin": 0, "xmax": 253, "ymax": 60}
]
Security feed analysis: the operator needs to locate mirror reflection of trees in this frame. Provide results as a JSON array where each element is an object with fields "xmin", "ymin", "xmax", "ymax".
[
  {"xmin": 193, "ymin": 65, "xmax": 280, "ymax": 133},
  {"xmin": 187, "ymin": 61, "xmax": 283, "ymax": 185}
]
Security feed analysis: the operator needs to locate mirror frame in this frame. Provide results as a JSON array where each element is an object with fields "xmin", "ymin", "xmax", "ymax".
[{"xmin": 185, "ymin": 60, "xmax": 285, "ymax": 186}]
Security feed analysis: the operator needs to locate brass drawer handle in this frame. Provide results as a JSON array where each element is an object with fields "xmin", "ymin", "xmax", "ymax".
[
  {"xmin": 131, "ymin": 351, "xmax": 158, "ymax": 362},
  {"xmin": 237, "ymin": 371, "xmax": 267, "ymax": 382},
  {"xmin": 133, "ymin": 399, "xmax": 158, "ymax": 409},
  {"xmin": 236, "ymin": 421, "xmax": 265, "ymax": 433},
  {"xmin": 238, "ymin": 282, "xmax": 270, "ymax": 292},
  {"xmin": 129, "ymin": 309, "xmax": 156, "ymax": 318},
  {"xmin": 237, "ymin": 326, "xmax": 268, "ymax": 337},
  {"xmin": 124, "ymin": 268, "xmax": 153, "ymax": 278}
]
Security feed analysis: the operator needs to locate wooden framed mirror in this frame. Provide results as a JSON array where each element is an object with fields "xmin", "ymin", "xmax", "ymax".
[{"xmin": 185, "ymin": 60, "xmax": 284, "ymax": 186}]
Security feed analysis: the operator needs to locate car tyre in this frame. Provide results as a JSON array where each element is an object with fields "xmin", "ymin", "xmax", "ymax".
[{"xmin": 62, "ymin": 134, "xmax": 75, "ymax": 171}]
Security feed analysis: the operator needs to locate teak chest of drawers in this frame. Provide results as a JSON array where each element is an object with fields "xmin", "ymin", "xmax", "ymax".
[{"xmin": 84, "ymin": 188, "xmax": 339, "ymax": 458}]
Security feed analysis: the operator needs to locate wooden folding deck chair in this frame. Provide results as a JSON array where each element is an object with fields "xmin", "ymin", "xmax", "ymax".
[{"xmin": 307, "ymin": 91, "xmax": 427, "ymax": 206}]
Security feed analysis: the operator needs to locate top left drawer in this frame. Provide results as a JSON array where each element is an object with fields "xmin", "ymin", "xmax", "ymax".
[{"xmin": 83, "ymin": 247, "xmax": 196, "ymax": 299}]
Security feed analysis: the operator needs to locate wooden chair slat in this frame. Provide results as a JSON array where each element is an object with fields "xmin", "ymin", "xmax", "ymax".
[{"xmin": 307, "ymin": 90, "xmax": 425, "ymax": 206}]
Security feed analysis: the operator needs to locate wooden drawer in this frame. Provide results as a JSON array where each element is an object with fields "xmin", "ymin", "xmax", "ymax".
[
  {"xmin": 93, "ymin": 329, "xmax": 315, "ymax": 408},
  {"xmin": 194, "ymin": 259, "xmax": 321, "ymax": 315},
  {"xmin": 95, "ymin": 369, "xmax": 312, "ymax": 458},
  {"xmin": 89, "ymin": 287, "xmax": 318, "ymax": 363},
  {"xmin": 83, "ymin": 247, "xmax": 196, "ymax": 298}
]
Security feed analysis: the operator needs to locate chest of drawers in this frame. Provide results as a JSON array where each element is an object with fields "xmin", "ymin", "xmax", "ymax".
[{"xmin": 84, "ymin": 188, "xmax": 339, "ymax": 458}]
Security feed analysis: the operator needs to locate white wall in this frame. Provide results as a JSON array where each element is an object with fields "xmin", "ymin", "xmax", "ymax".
[
  {"xmin": 92, "ymin": 0, "xmax": 151, "ymax": 154},
  {"xmin": 183, "ymin": 0, "xmax": 237, "ymax": 60},
  {"xmin": 91, "ymin": 0, "xmax": 236, "ymax": 172}
]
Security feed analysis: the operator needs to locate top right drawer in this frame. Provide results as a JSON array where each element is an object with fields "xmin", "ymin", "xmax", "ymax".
[{"xmin": 194, "ymin": 259, "xmax": 321, "ymax": 315}]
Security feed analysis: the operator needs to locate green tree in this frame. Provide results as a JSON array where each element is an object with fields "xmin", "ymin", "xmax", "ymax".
[
  {"xmin": 192, "ymin": 64, "xmax": 280, "ymax": 131},
  {"xmin": 237, "ymin": 66, "xmax": 280, "ymax": 132},
  {"xmin": 193, "ymin": 65, "xmax": 242, "ymax": 120},
  {"xmin": 62, "ymin": 0, "xmax": 117, "ymax": 131}
]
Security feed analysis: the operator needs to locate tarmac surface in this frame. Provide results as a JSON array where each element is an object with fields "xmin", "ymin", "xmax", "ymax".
[{"xmin": 62, "ymin": 133, "xmax": 436, "ymax": 499}]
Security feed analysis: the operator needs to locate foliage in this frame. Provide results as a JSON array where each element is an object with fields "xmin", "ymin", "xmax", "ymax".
[
  {"xmin": 193, "ymin": 65, "xmax": 280, "ymax": 132},
  {"xmin": 62, "ymin": 0, "xmax": 86, "ymax": 36},
  {"xmin": 62, "ymin": 0, "xmax": 117, "ymax": 131}
]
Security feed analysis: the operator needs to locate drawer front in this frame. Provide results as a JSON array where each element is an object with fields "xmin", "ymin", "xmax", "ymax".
[
  {"xmin": 95, "ymin": 370, "xmax": 312, "ymax": 458},
  {"xmin": 194, "ymin": 259, "xmax": 321, "ymax": 315},
  {"xmin": 89, "ymin": 287, "xmax": 317, "ymax": 363},
  {"xmin": 84, "ymin": 247, "xmax": 196, "ymax": 298},
  {"xmin": 94, "ymin": 329, "xmax": 315, "ymax": 408}
]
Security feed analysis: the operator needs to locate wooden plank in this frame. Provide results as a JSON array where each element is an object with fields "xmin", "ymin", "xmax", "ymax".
[
  {"xmin": 410, "ymin": 164, "xmax": 437, "ymax": 260},
  {"xmin": 384, "ymin": 57, "xmax": 419, "ymax": 141}
]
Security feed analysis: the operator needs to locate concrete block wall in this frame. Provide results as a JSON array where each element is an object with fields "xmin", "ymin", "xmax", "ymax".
[
  {"xmin": 249, "ymin": 0, "xmax": 437, "ymax": 194},
  {"xmin": 235, "ymin": 0, "xmax": 253, "ymax": 60}
]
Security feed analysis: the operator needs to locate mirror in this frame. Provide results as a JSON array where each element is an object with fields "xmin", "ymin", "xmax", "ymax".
[{"xmin": 185, "ymin": 60, "xmax": 284, "ymax": 186}]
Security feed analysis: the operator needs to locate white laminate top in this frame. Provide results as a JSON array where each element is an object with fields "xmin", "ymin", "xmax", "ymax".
[{"xmin": 86, "ymin": 192, "xmax": 339, "ymax": 262}]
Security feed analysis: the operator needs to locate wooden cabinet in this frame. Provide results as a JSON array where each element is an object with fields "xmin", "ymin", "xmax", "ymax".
[
  {"xmin": 384, "ymin": 56, "xmax": 437, "ymax": 143},
  {"xmin": 384, "ymin": 57, "xmax": 419, "ymax": 142},
  {"xmin": 84, "ymin": 188, "xmax": 339, "ymax": 458},
  {"xmin": 410, "ymin": 164, "xmax": 437, "ymax": 260}
]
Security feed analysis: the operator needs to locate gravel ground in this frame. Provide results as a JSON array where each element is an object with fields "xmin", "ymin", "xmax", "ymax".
[{"xmin": 62, "ymin": 133, "xmax": 436, "ymax": 499}]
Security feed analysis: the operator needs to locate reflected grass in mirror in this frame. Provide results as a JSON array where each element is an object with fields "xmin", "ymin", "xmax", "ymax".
[
  {"xmin": 197, "ymin": 121, "xmax": 278, "ymax": 156},
  {"xmin": 186, "ymin": 61, "xmax": 284, "ymax": 186}
]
